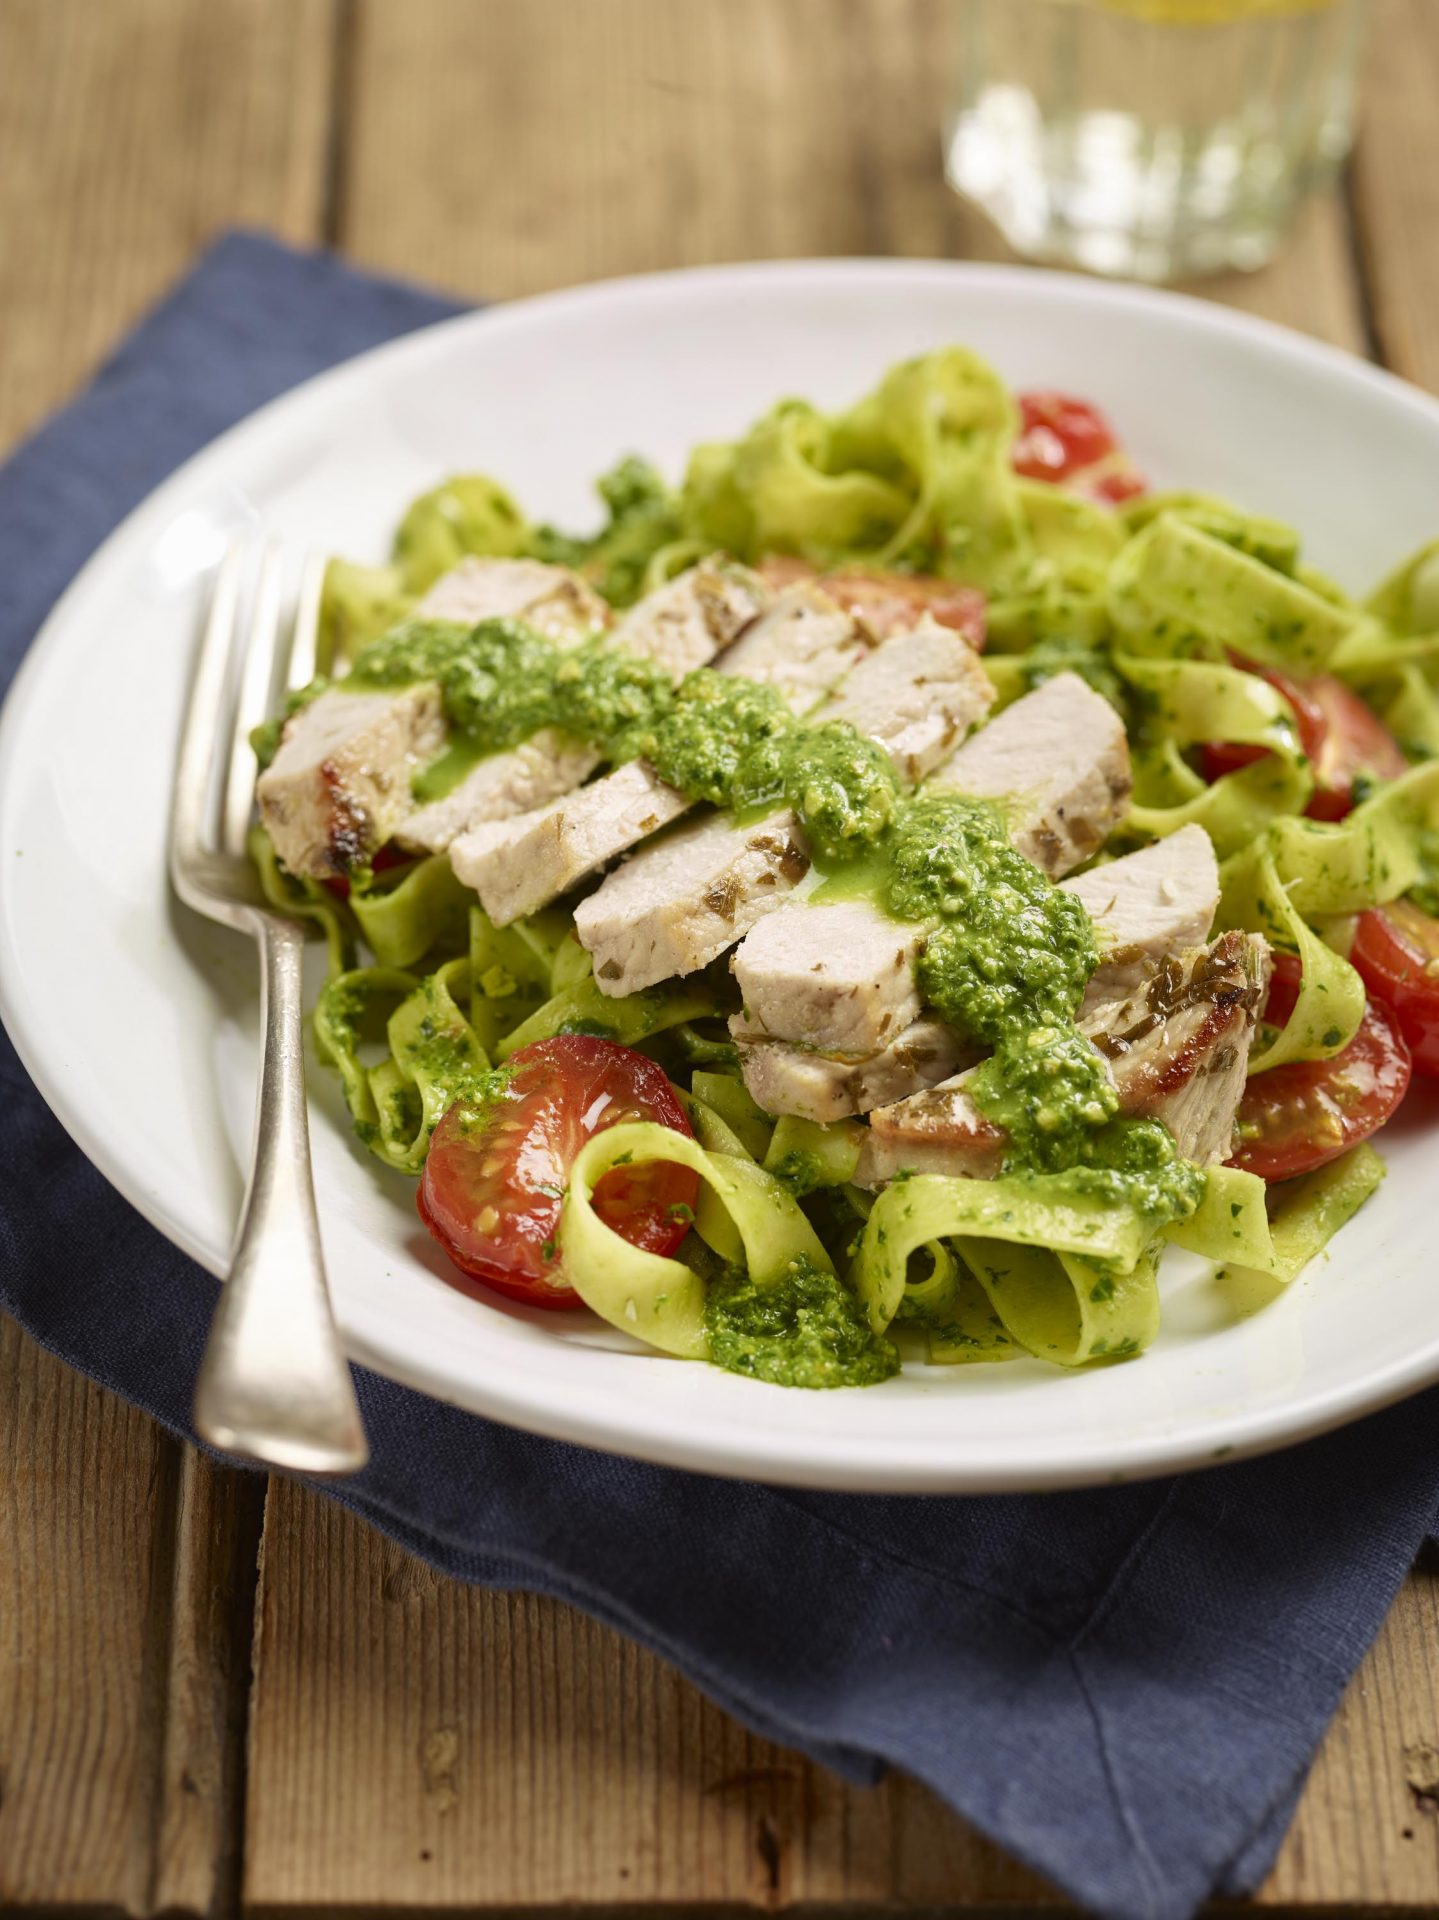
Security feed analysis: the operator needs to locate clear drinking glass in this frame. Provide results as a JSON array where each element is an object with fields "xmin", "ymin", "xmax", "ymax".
[{"xmin": 943, "ymin": 0, "xmax": 1367, "ymax": 282}]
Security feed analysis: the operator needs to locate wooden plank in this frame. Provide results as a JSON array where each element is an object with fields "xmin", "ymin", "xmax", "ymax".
[
  {"xmin": 0, "ymin": 0, "xmax": 336, "ymax": 450},
  {"xmin": 243, "ymin": 1478, "xmax": 1055, "ymax": 1912},
  {"xmin": 1258, "ymin": 1562, "xmax": 1439, "ymax": 1907},
  {"xmin": 237, "ymin": 2, "xmax": 1438, "ymax": 1913},
  {"xmin": 341, "ymin": 0, "xmax": 971, "ymax": 299},
  {"xmin": 0, "ymin": 0, "xmax": 334, "ymax": 1911},
  {"xmin": 151, "ymin": 1451, "xmax": 268, "ymax": 1918},
  {"xmin": 1351, "ymin": 0, "xmax": 1439, "ymax": 391},
  {"xmin": 245, "ymin": 1481, "xmax": 1439, "ymax": 1915},
  {"xmin": 0, "ymin": 1314, "xmax": 176, "ymax": 1910},
  {"xmin": 0, "ymin": 1317, "xmax": 266, "ymax": 1916}
]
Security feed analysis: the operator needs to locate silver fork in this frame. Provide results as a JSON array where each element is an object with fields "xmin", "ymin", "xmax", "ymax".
[{"xmin": 170, "ymin": 538, "xmax": 369, "ymax": 1475}]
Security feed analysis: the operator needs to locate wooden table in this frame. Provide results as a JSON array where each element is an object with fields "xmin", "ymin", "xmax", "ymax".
[{"xmin": 3, "ymin": 2, "xmax": 1439, "ymax": 1910}]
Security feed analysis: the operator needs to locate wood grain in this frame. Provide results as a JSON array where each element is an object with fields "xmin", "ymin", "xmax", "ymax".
[
  {"xmin": 243, "ymin": 1478, "xmax": 1055, "ymax": 1913},
  {"xmin": 1351, "ymin": 0, "xmax": 1439, "ymax": 391},
  {"xmin": 241, "ymin": 4, "xmax": 1435, "ymax": 1914},
  {"xmin": 3, "ymin": 0, "xmax": 1439, "ymax": 1911},
  {"xmin": 0, "ymin": 0, "xmax": 332, "ymax": 1911},
  {"xmin": 0, "ymin": 0, "xmax": 336, "ymax": 451},
  {"xmin": 0, "ymin": 1315, "xmax": 175, "ymax": 1909},
  {"xmin": 0, "ymin": 1315, "xmax": 266, "ymax": 1916}
]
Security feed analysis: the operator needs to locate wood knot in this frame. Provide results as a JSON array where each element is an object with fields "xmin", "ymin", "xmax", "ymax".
[
  {"xmin": 1404, "ymin": 1741, "xmax": 1439, "ymax": 1811},
  {"xmin": 380, "ymin": 1542, "xmax": 439, "ymax": 1603},
  {"xmin": 420, "ymin": 1726, "xmax": 460, "ymax": 1813}
]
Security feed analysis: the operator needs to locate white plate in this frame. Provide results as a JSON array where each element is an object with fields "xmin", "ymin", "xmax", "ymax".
[{"xmin": 2, "ymin": 260, "xmax": 1437, "ymax": 1493}]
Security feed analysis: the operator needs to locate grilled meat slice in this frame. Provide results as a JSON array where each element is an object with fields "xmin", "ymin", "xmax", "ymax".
[
  {"xmin": 572, "ymin": 612, "xmax": 994, "ymax": 993},
  {"xmin": 448, "ymin": 579, "xmax": 862, "ymax": 924},
  {"xmin": 735, "ymin": 1020, "xmax": 970, "ymax": 1127},
  {"xmin": 256, "ymin": 683, "xmax": 448, "ymax": 881},
  {"xmin": 1060, "ymin": 825, "xmax": 1220, "ymax": 1012},
  {"xmin": 928, "ymin": 671, "xmax": 1131, "ymax": 877},
  {"xmin": 260, "ymin": 558, "xmax": 603, "ymax": 877},
  {"xmin": 402, "ymin": 558, "xmax": 766, "ymax": 855},
  {"xmin": 574, "ymin": 810, "xmax": 814, "ymax": 999},
  {"xmin": 855, "ymin": 930, "xmax": 1271, "ymax": 1186}
]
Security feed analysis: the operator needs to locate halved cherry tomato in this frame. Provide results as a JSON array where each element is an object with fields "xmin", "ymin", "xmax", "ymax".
[
  {"xmin": 1011, "ymin": 391, "xmax": 1146, "ymax": 505},
  {"xmin": 1202, "ymin": 661, "xmax": 1407, "ymax": 821},
  {"xmin": 1228, "ymin": 953, "xmax": 1412, "ymax": 1181},
  {"xmin": 1013, "ymin": 392, "xmax": 1117, "ymax": 480},
  {"xmin": 1348, "ymin": 899, "xmax": 1439, "ymax": 1080},
  {"xmin": 417, "ymin": 1035, "xmax": 698, "ymax": 1309},
  {"xmin": 757, "ymin": 558, "xmax": 986, "ymax": 647}
]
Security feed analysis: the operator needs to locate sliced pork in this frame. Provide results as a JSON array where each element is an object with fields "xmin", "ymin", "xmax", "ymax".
[
  {"xmin": 736, "ymin": 1020, "xmax": 970, "ymax": 1127},
  {"xmin": 856, "ymin": 930, "xmax": 1270, "ymax": 1186},
  {"xmin": 415, "ymin": 556, "xmax": 610, "ymax": 637},
  {"xmin": 729, "ymin": 676, "xmax": 1135, "ymax": 1112},
  {"xmin": 1060, "ymin": 824, "xmax": 1220, "ymax": 1011},
  {"xmin": 579, "ymin": 810, "xmax": 813, "ymax": 999},
  {"xmin": 403, "ymin": 558, "xmax": 768, "ymax": 855},
  {"xmin": 260, "ymin": 557, "xmax": 605, "ymax": 878},
  {"xmin": 929, "ymin": 671, "xmax": 1131, "ymax": 877},
  {"xmin": 574, "ymin": 618, "xmax": 994, "ymax": 994},
  {"xmin": 448, "ymin": 581, "xmax": 862, "ymax": 923},
  {"xmin": 256, "ymin": 684, "xmax": 448, "ymax": 881}
]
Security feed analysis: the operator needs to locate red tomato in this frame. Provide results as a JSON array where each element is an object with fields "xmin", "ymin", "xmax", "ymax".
[
  {"xmin": 1228, "ymin": 953, "xmax": 1412, "ymax": 1181},
  {"xmin": 1304, "ymin": 676, "xmax": 1409, "ymax": 819},
  {"xmin": 417, "ymin": 1036, "xmax": 699, "ymax": 1309},
  {"xmin": 1348, "ymin": 900, "xmax": 1439, "ymax": 1080},
  {"xmin": 757, "ymin": 558, "xmax": 986, "ymax": 647},
  {"xmin": 1013, "ymin": 392, "xmax": 1117, "ymax": 481},
  {"xmin": 1202, "ymin": 661, "xmax": 1407, "ymax": 821},
  {"xmin": 1087, "ymin": 467, "xmax": 1148, "ymax": 505},
  {"xmin": 1011, "ymin": 392, "xmax": 1146, "ymax": 504}
]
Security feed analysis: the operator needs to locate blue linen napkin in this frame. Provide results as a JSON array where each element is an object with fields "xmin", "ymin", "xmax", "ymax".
[{"xmin": 2, "ymin": 231, "xmax": 1436, "ymax": 1920}]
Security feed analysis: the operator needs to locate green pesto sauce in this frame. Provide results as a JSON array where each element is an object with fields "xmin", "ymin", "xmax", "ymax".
[
  {"xmin": 340, "ymin": 612, "xmax": 1199, "ymax": 1228},
  {"xmin": 704, "ymin": 1256, "xmax": 899, "ymax": 1388},
  {"xmin": 766, "ymin": 1148, "xmax": 828, "ymax": 1198},
  {"xmin": 884, "ymin": 796, "xmax": 1200, "ymax": 1223},
  {"xmin": 345, "ymin": 618, "xmax": 900, "ymax": 866}
]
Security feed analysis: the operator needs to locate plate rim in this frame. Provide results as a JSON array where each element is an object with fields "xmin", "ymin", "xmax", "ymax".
[{"xmin": 4, "ymin": 254, "xmax": 1439, "ymax": 1492}]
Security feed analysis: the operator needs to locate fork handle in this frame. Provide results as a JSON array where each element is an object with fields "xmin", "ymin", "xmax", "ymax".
[{"xmin": 193, "ymin": 912, "xmax": 369, "ymax": 1474}]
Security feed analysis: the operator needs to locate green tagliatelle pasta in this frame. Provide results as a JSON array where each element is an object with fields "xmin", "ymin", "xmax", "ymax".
[
  {"xmin": 348, "ymin": 854, "xmax": 473, "ymax": 969},
  {"xmin": 561, "ymin": 1120, "xmax": 835, "ymax": 1358},
  {"xmin": 255, "ymin": 342, "xmax": 1438, "ymax": 1392},
  {"xmin": 250, "ymin": 825, "xmax": 354, "ymax": 976},
  {"xmin": 1107, "ymin": 512, "xmax": 1360, "ymax": 669},
  {"xmin": 1119, "ymin": 653, "xmax": 1314, "ymax": 854},
  {"xmin": 1219, "ymin": 762, "xmax": 1439, "ymax": 1071},
  {"xmin": 314, "ymin": 958, "xmax": 490, "ymax": 1173}
]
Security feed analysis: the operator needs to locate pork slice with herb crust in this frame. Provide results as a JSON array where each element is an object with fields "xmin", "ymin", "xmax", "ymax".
[
  {"xmin": 414, "ymin": 555, "xmax": 611, "ymax": 638},
  {"xmin": 928, "ymin": 670, "xmax": 1131, "ymax": 877},
  {"xmin": 1083, "ymin": 930, "xmax": 1272, "ymax": 1167},
  {"xmin": 728, "ymin": 676, "xmax": 1130, "ymax": 1108},
  {"xmin": 732, "ymin": 903, "xmax": 929, "ymax": 1057},
  {"xmin": 260, "ymin": 557, "xmax": 605, "ymax": 878},
  {"xmin": 603, "ymin": 555, "xmax": 771, "ymax": 680},
  {"xmin": 573, "ymin": 615, "xmax": 995, "ymax": 994},
  {"xmin": 576, "ymin": 809, "xmax": 814, "ymax": 999},
  {"xmin": 256, "ymin": 683, "xmax": 449, "ymax": 881},
  {"xmin": 855, "ymin": 930, "xmax": 1271, "ymax": 1186},
  {"xmin": 401, "ymin": 558, "xmax": 765, "ymax": 856},
  {"xmin": 736, "ymin": 1020, "xmax": 972, "ymax": 1127},
  {"xmin": 448, "ymin": 579, "xmax": 856, "ymax": 925},
  {"xmin": 1060, "ymin": 824, "xmax": 1220, "ymax": 1011}
]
